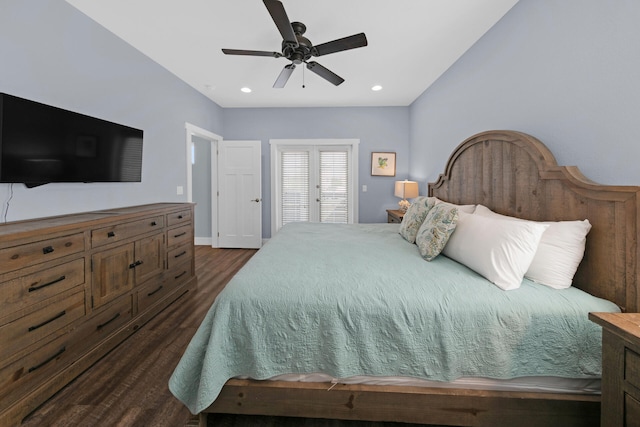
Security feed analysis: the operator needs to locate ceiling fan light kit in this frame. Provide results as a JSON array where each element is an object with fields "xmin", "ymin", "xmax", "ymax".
[{"xmin": 222, "ymin": 0, "xmax": 368, "ymax": 88}]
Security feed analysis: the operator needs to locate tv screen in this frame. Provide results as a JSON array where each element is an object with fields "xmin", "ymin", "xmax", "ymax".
[{"xmin": 0, "ymin": 93, "xmax": 143, "ymax": 187}]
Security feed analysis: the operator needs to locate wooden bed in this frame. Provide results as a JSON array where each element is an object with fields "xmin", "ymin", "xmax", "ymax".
[{"xmin": 198, "ymin": 130, "xmax": 640, "ymax": 427}]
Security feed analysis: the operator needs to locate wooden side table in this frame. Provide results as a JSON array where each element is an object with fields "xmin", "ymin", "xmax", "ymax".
[
  {"xmin": 386, "ymin": 209, "xmax": 405, "ymax": 224},
  {"xmin": 589, "ymin": 312, "xmax": 640, "ymax": 427}
]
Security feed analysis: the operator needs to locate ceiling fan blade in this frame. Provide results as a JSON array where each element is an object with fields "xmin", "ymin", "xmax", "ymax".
[
  {"xmin": 273, "ymin": 64, "xmax": 296, "ymax": 88},
  {"xmin": 313, "ymin": 33, "xmax": 368, "ymax": 57},
  {"xmin": 263, "ymin": 0, "xmax": 298, "ymax": 47},
  {"xmin": 222, "ymin": 48, "xmax": 282, "ymax": 58},
  {"xmin": 306, "ymin": 61, "xmax": 344, "ymax": 86}
]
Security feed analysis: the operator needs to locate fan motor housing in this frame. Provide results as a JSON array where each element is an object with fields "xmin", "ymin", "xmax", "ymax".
[{"xmin": 282, "ymin": 21, "xmax": 313, "ymax": 64}]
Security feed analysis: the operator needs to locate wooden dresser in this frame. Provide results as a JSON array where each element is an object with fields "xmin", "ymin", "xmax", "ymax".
[
  {"xmin": 589, "ymin": 312, "xmax": 640, "ymax": 427},
  {"xmin": 0, "ymin": 203, "xmax": 196, "ymax": 426}
]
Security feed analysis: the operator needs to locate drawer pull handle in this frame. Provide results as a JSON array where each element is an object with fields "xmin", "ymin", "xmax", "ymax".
[
  {"xmin": 151, "ymin": 221, "xmax": 157, "ymax": 226},
  {"xmin": 174, "ymin": 232, "xmax": 187, "ymax": 238},
  {"xmin": 107, "ymin": 231, "xmax": 116, "ymax": 238},
  {"xmin": 147, "ymin": 285, "xmax": 164, "ymax": 297},
  {"xmin": 178, "ymin": 215, "xmax": 184, "ymax": 219},
  {"xmin": 29, "ymin": 347, "xmax": 66, "ymax": 373},
  {"xmin": 97, "ymin": 313, "xmax": 121, "ymax": 330},
  {"xmin": 128, "ymin": 260, "xmax": 144, "ymax": 269},
  {"xmin": 174, "ymin": 251, "xmax": 187, "ymax": 259},
  {"xmin": 42, "ymin": 246, "xmax": 54, "ymax": 254},
  {"xmin": 29, "ymin": 310, "xmax": 67, "ymax": 332},
  {"xmin": 29, "ymin": 275, "xmax": 66, "ymax": 292},
  {"xmin": 174, "ymin": 271, "xmax": 187, "ymax": 280}
]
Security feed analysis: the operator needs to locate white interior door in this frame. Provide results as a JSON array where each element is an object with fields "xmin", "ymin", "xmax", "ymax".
[{"xmin": 218, "ymin": 140, "xmax": 262, "ymax": 248}]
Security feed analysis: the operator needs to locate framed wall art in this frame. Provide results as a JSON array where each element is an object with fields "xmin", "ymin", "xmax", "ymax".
[{"xmin": 371, "ymin": 152, "xmax": 396, "ymax": 176}]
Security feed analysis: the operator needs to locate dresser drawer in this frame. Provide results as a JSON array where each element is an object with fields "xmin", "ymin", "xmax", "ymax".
[
  {"xmin": 74, "ymin": 294, "xmax": 132, "ymax": 355},
  {"xmin": 166, "ymin": 209, "xmax": 192, "ymax": 227},
  {"xmin": 167, "ymin": 224, "xmax": 192, "ymax": 248},
  {"xmin": 0, "ymin": 331, "xmax": 73, "ymax": 410},
  {"xmin": 626, "ymin": 393, "xmax": 640, "ymax": 426},
  {"xmin": 386, "ymin": 209, "xmax": 404, "ymax": 224},
  {"xmin": 165, "ymin": 261, "xmax": 193, "ymax": 289},
  {"xmin": 388, "ymin": 215, "xmax": 401, "ymax": 223},
  {"xmin": 0, "ymin": 290, "xmax": 85, "ymax": 361},
  {"xmin": 137, "ymin": 280, "xmax": 172, "ymax": 313},
  {"xmin": 167, "ymin": 243, "xmax": 193, "ymax": 270},
  {"xmin": 626, "ymin": 347, "xmax": 640, "ymax": 389},
  {"xmin": 0, "ymin": 258, "xmax": 85, "ymax": 317},
  {"xmin": 91, "ymin": 216, "xmax": 164, "ymax": 247},
  {"xmin": 0, "ymin": 233, "xmax": 85, "ymax": 274}
]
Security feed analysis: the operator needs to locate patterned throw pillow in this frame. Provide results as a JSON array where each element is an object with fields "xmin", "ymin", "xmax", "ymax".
[
  {"xmin": 415, "ymin": 204, "xmax": 459, "ymax": 261},
  {"xmin": 399, "ymin": 197, "xmax": 436, "ymax": 243}
]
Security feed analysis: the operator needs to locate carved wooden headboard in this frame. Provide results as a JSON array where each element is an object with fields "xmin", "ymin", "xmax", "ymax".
[{"xmin": 429, "ymin": 130, "xmax": 640, "ymax": 312}]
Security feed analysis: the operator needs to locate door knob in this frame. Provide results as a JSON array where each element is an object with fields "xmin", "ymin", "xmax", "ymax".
[{"xmin": 251, "ymin": 198, "xmax": 262, "ymax": 202}]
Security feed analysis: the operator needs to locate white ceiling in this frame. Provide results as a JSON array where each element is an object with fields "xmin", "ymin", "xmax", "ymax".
[{"xmin": 64, "ymin": 0, "xmax": 519, "ymax": 108}]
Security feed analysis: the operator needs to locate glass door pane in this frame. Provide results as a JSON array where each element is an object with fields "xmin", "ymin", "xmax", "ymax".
[
  {"xmin": 280, "ymin": 150, "xmax": 310, "ymax": 226},
  {"xmin": 319, "ymin": 150, "xmax": 348, "ymax": 223}
]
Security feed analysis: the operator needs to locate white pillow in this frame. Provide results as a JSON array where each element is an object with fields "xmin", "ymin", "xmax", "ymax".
[
  {"xmin": 434, "ymin": 197, "xmax": 476, "ymax": 214},
  {"xmin": 442, "ymin": 211, "xmax": 549, "ymax": 290},
  {"xmin": 474, "ymin": 205, "xmax": 591, "ymax": 289}
]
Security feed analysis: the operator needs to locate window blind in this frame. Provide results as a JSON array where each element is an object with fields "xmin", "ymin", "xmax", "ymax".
[
  {"xmin": 319, "ymin": 150, "xmax": 349, "ymax": 223},
  {"xmin": 280, "ymin": 150, "xmax": 309, "ymax": 226}
]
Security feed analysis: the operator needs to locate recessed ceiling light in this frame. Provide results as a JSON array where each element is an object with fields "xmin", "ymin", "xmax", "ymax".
[
  {"xmin": 241, "ymin": 87, "xmax": 252, "ymax": 93},
  {"xmin": 371, "ymin": 85, "xmax": 383, "ymax": 91}
]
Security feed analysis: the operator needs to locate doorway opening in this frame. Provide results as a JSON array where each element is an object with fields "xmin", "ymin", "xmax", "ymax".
[{"xmin": 185, "ymin": 122, "xmax": 222, "ymax": 247}]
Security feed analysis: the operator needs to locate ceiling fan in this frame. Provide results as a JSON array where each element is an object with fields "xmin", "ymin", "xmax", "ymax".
[{"xmin": 222, "ymin": 0, "xmax": 368, "ymax": 88}]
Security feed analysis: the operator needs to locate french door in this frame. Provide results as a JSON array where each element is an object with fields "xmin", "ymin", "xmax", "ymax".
[{"xmin": 270, "ymin": 139, "xmax": 359, "ymax": 235}]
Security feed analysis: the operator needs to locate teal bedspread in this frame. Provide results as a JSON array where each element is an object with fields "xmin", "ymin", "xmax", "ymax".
[{"xmin": 169, "ymin": 222, "xmax": 619, "ymax": 414}]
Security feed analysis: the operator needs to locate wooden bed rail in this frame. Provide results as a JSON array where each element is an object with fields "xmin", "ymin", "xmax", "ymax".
[{"xmin": 202, "ymin": 378, "xmax": 600, "ymax": 427}]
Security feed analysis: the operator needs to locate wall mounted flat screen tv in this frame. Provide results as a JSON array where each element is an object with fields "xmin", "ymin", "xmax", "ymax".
[{"xmin": 0, "ymin": 93, "xmax": 143, "ymax": 187}]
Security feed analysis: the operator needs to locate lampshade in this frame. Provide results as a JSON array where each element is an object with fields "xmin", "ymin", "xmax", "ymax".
[{"xmin": 394, "ymin": 180, "xmax": 419, "ymax": 199}]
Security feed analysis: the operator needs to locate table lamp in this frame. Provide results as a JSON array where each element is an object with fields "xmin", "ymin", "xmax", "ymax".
[{"xmin": 394, "ymin": 180, "xmax": 419, "ymax": 212}]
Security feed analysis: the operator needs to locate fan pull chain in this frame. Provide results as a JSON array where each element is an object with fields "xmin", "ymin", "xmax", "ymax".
[{"xmin": 302, "ymin": 64, "xmax": 306, "ymax": 89}]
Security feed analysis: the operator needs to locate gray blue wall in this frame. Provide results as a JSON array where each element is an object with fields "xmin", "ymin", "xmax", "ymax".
[
  {"xmin": 0, "ymin": 0, "xmax": 223, "ymax": 222},
  {"xmin": 409, "ymin": 0, "xmax": 640, "ymax": 192}
]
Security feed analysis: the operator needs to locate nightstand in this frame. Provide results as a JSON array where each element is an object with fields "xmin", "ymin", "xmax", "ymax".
[
  {"xmin": 386, "ymin": 209, "xmax": 405, "ymax": 224},
  {"xmin": 589, "ymin": 312, "xmax": 640, "ymax": 427}
]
